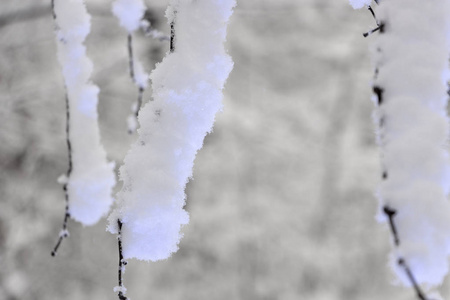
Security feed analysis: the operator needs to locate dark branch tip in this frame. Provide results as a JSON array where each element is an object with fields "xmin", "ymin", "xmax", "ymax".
[{"xmin": 383, "ymin": 205, "xmax": 397, "ymax": 217}]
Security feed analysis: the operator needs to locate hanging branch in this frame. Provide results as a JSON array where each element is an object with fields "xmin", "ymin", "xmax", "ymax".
[
  {"xmin": 50, "ymin": 0, "xmax": 72, "ymax": 257},
  {"xmin": 364, "ymin": 3, "xmax": 442, "ymax": 299},
  {"xmin": 126, "ymin": 33, "xmax": 146, "ymax": 134},
  {"xmin": 51, "ymin": 94, "xmax": 72, "ymax": 256},
  {"xmin": 115, "ymin": 219, "xmax": 128, "ymax": 300},
  {"xmin": 382, "ymin": 207, "xmax": 432, "ymax": 300},
  {"xmin": 170, "ymin": 19, "xmax": 175, "ymax": 53},
  {"xmin": 51, "ymin": 0, "xmax": 116, "ymax": 254}
]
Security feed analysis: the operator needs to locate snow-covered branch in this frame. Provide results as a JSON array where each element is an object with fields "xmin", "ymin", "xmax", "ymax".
[
  {"xmin": 51, "ymin": 0, "xmax": 116, "ymax": 255},
  {"xmin": 112, "ymin": 0, "xmax": 149, "ymax": 133},
  {"xmin": 351, "ymin": 0, "xmax": 450, "ymax": 298},
  {"xmin": 107, "ymin": 0, "xmax": 235, "ymax": 264}
]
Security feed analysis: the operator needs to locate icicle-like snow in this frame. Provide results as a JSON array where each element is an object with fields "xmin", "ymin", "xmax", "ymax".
[
  {"xmin": 370, "ymin": 0, "xmax": 450, "ymax": 288},
  {"xmin": 53, "ymin": 0, "xmax": 116, "ymax": 226},
  {"xmin": 108, "ymin": 0, "xmax": 235, "ymax": 261}
]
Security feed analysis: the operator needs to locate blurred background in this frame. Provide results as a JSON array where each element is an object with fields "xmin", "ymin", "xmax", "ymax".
[{"xmin": 1, "ymin": 0, "xmax": 448, "ymax": 299}]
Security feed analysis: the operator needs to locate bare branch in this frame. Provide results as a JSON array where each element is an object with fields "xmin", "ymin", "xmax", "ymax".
[{"xmin": 117, "ymin": 220, "xmax": 128, "ymax": 300}]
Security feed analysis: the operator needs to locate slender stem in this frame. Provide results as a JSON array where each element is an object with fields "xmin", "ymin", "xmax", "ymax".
[
  {"xmin": 51, "ymin": 0, "xmax": 56, "ymax": 20},
  {"xmin": 365, "ymin": 6, "xmax": 430, "ymax": 299},
  {"xmin": 117, "ymin": 220, "xmax": 128, "ymax": 300},
  {"xmin": 170, "ymin": 20, "xmax": 175, "ymax": 53},
  {"xmin": 126, "ymin": 33, "xmax": 146, "ymax": 133},
  {"xmin": 398, "ymin": 259, "xmax": 429, "ymax": 300},
  {"xmin": 383, "ymin": 207, "xmax": 433, "ymax": 300},
  {"xmin": 51, "ymin": 1, "xmax": 72, "ymax": 255},
  {"xmin": 363, "ymin": 25, "xmax": 381, "ymax": 37},
  {"xmin": 383, "ymin": 206, "xmax": 399, "ymax": 246},
  {"xmin": 136, "ymin": 86, "xmax": 144, "ymax": 118},
  {"xmin": 367, "ymin": 6, "xmax": 379, "ymax": 25},
  {"xmin": 127, "ymin": 34, "xmax": 134, "ymax": 81}
]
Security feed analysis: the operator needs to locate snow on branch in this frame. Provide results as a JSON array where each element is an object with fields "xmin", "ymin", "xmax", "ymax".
[
  {"xmin": 112, "ymin": 0, "xmax": 149, "ymax": 133},
  {"xmin": 353, "ymin": 0, "xmax": 450, "ymax": 297},
  {"xmin": 107, "ymin": 0, "xmax": 235, "ymax": 263},
  {"xmin": 51, "ymin": 0, "xmax": 116, "ymax": 255}
]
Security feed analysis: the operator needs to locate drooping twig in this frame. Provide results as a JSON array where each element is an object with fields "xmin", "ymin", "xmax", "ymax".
[
  {"xmin": 367, "ymin": 5, "xmax": 379, "ymax": 25},
  {"xmin": 127, "ymin": 34, "xmax": 135, "ymax": 81},
  {"xmin": 51, "ymin": 0, "xmax": 72, "ymax": 257},
  {"xmin": 170, "ymin": 21, "xmax": 175, "ymax": 52},
  {"xmin": 363, "ymin": 22, "xmax": 384, "ymax": 37},
  {"xmin": 363, "ymin": 2, "xmax": 384, "ymax": 38},
  {"xmin": 383, "ymin": 206, "xmax": 399, "ymax": 246},
  {"xmin": 116, "ymin": 219, "xmax": 128, "ymax": 300},
  {"xmin": 170, "ymin": 10, "xmax": 177, "ymax": 53},
  {"xmin": 366, "ymin": 5, "xmax": 431, "ymax": 299},
  {"xmin": 126, "ymin": 33, "xmax": 146, "ymax": 133},
  {"xmin": 382, "ymin": 208, "xmax": 432, "ymax": 300},
  {"xmin": 398, "ymin": 259, "xmax": 429, "ymax": 300}
]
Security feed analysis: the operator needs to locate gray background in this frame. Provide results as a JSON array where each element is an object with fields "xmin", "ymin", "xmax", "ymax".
[{"xmin": 1, "ymin": 0, "xmax": 448, "ymax": 299}]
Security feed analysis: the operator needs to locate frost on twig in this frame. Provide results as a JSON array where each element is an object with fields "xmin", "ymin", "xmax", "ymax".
[
  {"xmin": 352, "ymin": 0, "xmax": 450, "ymax": 298},
  {"xmin": 50, "ymin": 0, "xmax": 116, "ymax": 256},
  {"xmin": 51, "ymin": 0, "xmax": 72, "ymax": 257},
  {"xmin": 112, "ymin": 0, "xmax": 149, "ymax": 134},
  {"xmin": 116, "ymin": 219, "xmax": 128, "ymax": 300}
]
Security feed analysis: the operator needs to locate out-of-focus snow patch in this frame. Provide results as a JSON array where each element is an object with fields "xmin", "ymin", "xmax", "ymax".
[
  {"xmin": 112, "ymin": 0, "xmax": 146, "ymax": 32},
  {"xmin": 349, "ymin": 0, "xmax": 371, "ymax": 9}
]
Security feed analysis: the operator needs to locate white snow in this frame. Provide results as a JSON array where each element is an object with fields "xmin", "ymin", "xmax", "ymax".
[
  {"xmin": 113, "ymin": 286, "xmax": 127, "ymax": 293},
  {"xmin": 372, "ymin": 0, "xmax": 450, "ymax": 287},
  {"xmin": 112, "ymin": 0, "xmax": 146, "ymax": 33},
  {"xmin": 53, "ymin": 0, "xmax": 116, "ymax": 226},
  {"xmin": 348, "ymin": 0, "xmax": 371, "ymax": 9},
  {"xmin": 133, "ymin": 59, "xmax": 149, "ymax": 89},
  {"xmin": 108, "ymin": 0, "xmax": 236, "ymax": 261}
]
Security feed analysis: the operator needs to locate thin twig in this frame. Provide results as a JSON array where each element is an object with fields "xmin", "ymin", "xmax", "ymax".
[
  {"xmin": 383, "ymin": 207, "xmax": 433, "ymax": 300},
  {"xmin": 398, "ymin": 259, "xmax": 429, "ymax": 300},
  {"xmin": 126, "ymin": 33, "xmax": 146, "ymax": 133},
  {"xmin": 127, "ymin": 34, "xmax": 135, "ymax": 81},
  {"xmin": 367, "ymin": 6, "xmax": 379, "ymax": 25},
  {"xmin": 136, "ymin": 86, "xmax": 144, "ymax": 118},
  {"xmin": 383, "ymin": 206, "xmax": 399, "ymax": 246},
  {"xmin": 170, "ymin": 21, "xmax": 175, "ymax": 52},
  {"xmin": 363, "ymin": 25, "xmax": 381, "ymax": 37},
  {"xmin": 369, "ymin": 10, "xmax": 430, "ymax": 298},
  {"xmin": 117, "ymin": 220, "xmax": 128, "ymax": 300},
  {"xmin": 373, "ymin": 86, "xmax": 384, "ymax": 105},
  {"xmin": 51, "ymin": 1, "xmax": 72, "ymax": 257}
]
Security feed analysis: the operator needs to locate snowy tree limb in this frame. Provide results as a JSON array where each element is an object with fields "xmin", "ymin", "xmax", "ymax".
[
  {"xmin": 50, "ymin": 0, "xmax": 116, "ymax": 256},
  {"xmin": 352, "ymin": 1, "xmax": 450, "ymax": 298},
  {"xmin": 50, "ymin": 0, "xmax": 72, "ymax": 257},
  {"xmin": 107, "ymin": 0, "xmax": 235, "ymax": 264},
  {"xmin": 112, "ymin": 0, "xmax": 149, "ymax": 133}
]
